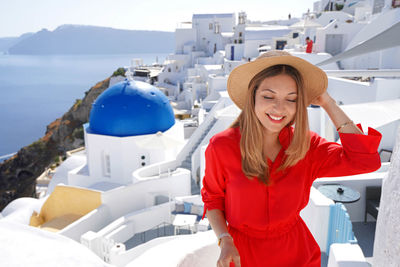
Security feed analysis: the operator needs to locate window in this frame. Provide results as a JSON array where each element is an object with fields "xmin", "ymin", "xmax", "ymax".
[
  {"xmin": 209, "ymin": 23, "xmax": 213, "ymax": 30},
  {"xmin": 239, "ymin": 32, "xmax": 242, "ymax": 37},
  {"xmin": 102, "ymin": 152, "xmax": 111, "ymax": 177},
  {"xmin": 140, "ymin": 155, "xmax": 147, "ymax": 167}
]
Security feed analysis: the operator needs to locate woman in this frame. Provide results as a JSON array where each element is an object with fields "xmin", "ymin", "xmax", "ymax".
[{"xmin": 201, "ymin": 50, "xmax": 382, "ymax": 267}]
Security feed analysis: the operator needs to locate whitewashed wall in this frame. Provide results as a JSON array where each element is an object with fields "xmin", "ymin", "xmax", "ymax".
[
  {"xmin": 244, "ymin": 39, "xmax": 269, "ymax": 59},
  {"xmin": 68, "ymin": 165, "xmax": 101, "ymax": 188},
  {"xmin": 300, "ymin": 186, "xmax": 334, "ymax": 252},
  {"xmin": 374, "ymin": 78, "xmax": 400, "ymax": 101},
  {"xmin": 377, "ymin": 120, "xmax": 400, "ymax": 151},
  {"xmin": 225, "ymin": 43, "xmax": 245, "ymax": 61},
  {"xmin": 208, "ymin": 75, "xmax": 228, "ymax": 94},
  {"xmin": 373, "ymin": 125, "xmax": 400, "ymax": 266},
  {"xmin": 85, "ymin": 133, "xmax": 174, "ymax": 185},
  {"xmin": 341, "ymin": 8, "xmax": 400, "ymax": 69},
  {"xmin": 103, "ymin": 168, "xmax": 190, "ymax": 219},
  {"xmin": 315, "ymin": 11, "xmax": 354, "ymax": 27},
  {"xmin": 223, "ymin": 60, "xmax": 245, "ymax": 75},
  {"xmin": 175, "ymin": 28, "xmax": 197, "ymax": 54},
  {"xmin": 290, "ymin": 52, "xmax": 339, "ymax": 70},
  {"xmin": 60, "ymin": 204, "xmax": 112, "ymax": 242},
  {"xmin": 315, "ymin": 20, "xmax": 364, "ymax": 55},
  {"xmin": 327, "ymin": 77, "xmax": 376, "ymax": 105},
  {"xmin": 192, "ymin": 14, "xmax": 235, "ymax": 56}
]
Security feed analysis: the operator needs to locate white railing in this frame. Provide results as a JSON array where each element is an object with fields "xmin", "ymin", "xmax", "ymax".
[
  {"xmin": 132, "ymin": 159, "xmax": 179, "ymax": 181},
  {"xmin": 121, "ymin": 230, "xmax": 219, "ymax": 267},
  {"xmin": 103, "ymin": 169, "xmax": 190, "ymax": 219},
  {"xmin": 66, "ymin": 146, "xmax": 85, "ymax": 157},
  {"xmin": 325, "ymin": 69, "xmax": 400, "ymax": 78},
  {"xmin": 81, "ymin": 201, "xmax": 175, "ymax": 266}
]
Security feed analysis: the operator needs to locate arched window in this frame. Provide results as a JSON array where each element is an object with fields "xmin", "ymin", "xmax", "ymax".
[{"xmin": 102, "ymin": 151, "xmax": 111, "ymax": 177}]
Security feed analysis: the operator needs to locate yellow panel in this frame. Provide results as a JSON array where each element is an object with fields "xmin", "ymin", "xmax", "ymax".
[
  {"xmin": 29, "ymin": 185, "xmax": 102, "ymax": 231},
  {"xmin": 39, "ymin": 214, "xmax": 82, "ymax": 232},
  {"xmin": 29, "ymin": 211, "xmax": 43, "ymax": 227}
]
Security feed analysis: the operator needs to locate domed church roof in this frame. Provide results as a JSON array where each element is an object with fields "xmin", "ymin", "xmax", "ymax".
[{"xmin": 88, "ymin": 80, "xmax": 175, "ymax": 137}]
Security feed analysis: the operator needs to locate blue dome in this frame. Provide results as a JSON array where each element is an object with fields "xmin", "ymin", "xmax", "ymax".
[{"xmin": 88, "ymin": 80, "xmax": 175, "ymax": 137}]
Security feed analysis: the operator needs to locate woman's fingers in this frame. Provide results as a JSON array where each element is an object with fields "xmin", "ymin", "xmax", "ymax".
[
  {"xmin": 217, "ymin": 256, "xmax": 233, "ymax": 267},
  {"xmin": 218, "ymin": 239, "xmax": 241, "ymax": 267},
  {"xmin": 217, "ymin": 255, "xmax": 241, "ymax": 267},
  {"xmin": 233, "ymin": 255, "xmax": 241, "ymax": 267}
]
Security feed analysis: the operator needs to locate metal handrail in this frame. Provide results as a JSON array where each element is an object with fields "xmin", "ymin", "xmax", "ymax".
[{"xmin": 139, "ymin": 221, "xmax": 174, "ymax": 243}]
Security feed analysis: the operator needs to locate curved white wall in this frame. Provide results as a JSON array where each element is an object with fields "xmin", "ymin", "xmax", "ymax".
[{"xmin": 341, "ymin": 8, "xmax": 400, "ymax": 69}]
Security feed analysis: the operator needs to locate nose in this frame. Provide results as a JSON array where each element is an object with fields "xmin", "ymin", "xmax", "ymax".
[{"xmin": 271, "ymin": 99, "xmax": 285, "ymax": 113}]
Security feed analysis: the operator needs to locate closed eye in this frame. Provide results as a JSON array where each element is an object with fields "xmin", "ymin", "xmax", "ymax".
[{"xmin": 264, "ymin": 96, "xmax": 296, "ymax": 102}]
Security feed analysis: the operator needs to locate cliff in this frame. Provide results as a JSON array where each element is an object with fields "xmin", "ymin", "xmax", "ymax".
[
  {"xmin": 0, "ymin": 33, "xmax": 34, "ymax": 53},
  {"xmin": 0, "ymin": 70, "xmax": 123, "ymax": 211},
  {"xmin": 8, "ymin": 25, "xmax": 174, "ymax": 54}
]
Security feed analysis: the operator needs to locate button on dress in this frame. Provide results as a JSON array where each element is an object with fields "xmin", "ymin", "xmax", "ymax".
[{"xmin": 201, "ymin": 125, "xmax": 382, "ymax": 267}]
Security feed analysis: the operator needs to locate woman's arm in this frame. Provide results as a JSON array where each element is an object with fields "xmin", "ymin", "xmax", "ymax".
[
  {"xmin": 312, "ymin": 92, "xmax": 363, "ymax": 134},
  {"xmin": 201, "ymin": 140, "xmax": 241, "ymax": 266},
  {"xmin": 309, "ymin": 92, "xmax": 382, "ymax": 179},
  {"xmin": 206, "ymin": 209, "xmax": 241, "ymax": 267}
]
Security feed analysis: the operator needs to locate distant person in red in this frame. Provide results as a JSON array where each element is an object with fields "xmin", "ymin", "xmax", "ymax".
[{"xmin": 306, "ymin": 36, "xmax": 313, "ymax": 53}]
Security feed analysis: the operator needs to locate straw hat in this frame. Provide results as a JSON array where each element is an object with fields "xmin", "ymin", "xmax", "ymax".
[{"xmin": 227, "ymin": 50, "xmax": 328, "ymax": 109}]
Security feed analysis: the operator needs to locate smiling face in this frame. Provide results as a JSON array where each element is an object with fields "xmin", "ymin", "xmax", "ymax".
[{"xmin": 254, "ymin": 74, "xmax": 298, "ymax": 137}]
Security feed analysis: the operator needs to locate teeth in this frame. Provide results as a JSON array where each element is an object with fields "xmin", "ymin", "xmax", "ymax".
[{"xmin": 268, "ymin": 114, "xmax": 283, "ymax": 120}]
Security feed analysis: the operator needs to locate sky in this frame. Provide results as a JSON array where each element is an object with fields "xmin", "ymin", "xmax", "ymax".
[{"xmin": 0, "ymin": 0, "xmax": 317, "ymax": 37}]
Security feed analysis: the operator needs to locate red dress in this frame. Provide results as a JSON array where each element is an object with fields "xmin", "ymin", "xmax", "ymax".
[
  {"xmin": 201, "ymin": 125, "xmax": 381, "ymax": 267},
  {"xmin": 306, "ymin": 40, "xmax": 313, "ymax": 53}
]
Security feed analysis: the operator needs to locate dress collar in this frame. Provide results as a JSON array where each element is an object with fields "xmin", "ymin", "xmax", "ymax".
[
  {"xmin": 234, "ymin": 125, "xmax": 294, "ymax": 150},
  {"xmin": 278, "ymin": 126, "xmax": 294, "ymax": 150}
]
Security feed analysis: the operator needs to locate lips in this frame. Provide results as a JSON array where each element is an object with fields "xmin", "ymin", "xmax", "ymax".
[{"xmin": 266, "ymin": 113, "xmax": 285, "ymax": 123}]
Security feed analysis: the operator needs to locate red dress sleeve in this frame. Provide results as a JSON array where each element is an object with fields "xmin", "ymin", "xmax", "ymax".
[
  {"xmin": 201, "ymin": 139, "xmax": 226, "ymax": 220},
  {"xmin": 310, "ymin": 124, "xmax": 382, "ymax": 180}
]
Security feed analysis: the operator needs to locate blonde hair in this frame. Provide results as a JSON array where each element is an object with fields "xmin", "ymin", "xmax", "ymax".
[{"xmin": 231, "ymin": 65, "xmax": 310, "ymax": 185}]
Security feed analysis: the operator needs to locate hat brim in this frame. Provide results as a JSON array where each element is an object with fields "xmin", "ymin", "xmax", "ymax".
[{"xmin": 227, "ymin": 55, "xmax": 328, "ymax": 109}]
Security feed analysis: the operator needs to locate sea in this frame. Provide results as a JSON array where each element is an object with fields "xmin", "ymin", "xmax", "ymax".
[{"xmin": 0, "ymin": 53, "xmax": 170, "ymax": 162}]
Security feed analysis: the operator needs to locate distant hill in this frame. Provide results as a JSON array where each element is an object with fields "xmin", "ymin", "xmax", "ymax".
[
  {"xmin": 7, "ymin": 25, "xmax": 175, "ymax": 54},
  {"xmin": 0, "ymin": 33, "xmax": 34, "ymax": 53}
]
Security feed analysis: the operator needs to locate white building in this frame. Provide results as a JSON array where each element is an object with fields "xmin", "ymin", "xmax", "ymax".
[{"xmin": 2, "ymin": 4, "xmax": 400, "ymax": 266}]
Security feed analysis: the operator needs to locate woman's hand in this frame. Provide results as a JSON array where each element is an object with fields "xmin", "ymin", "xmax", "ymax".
[
  {"xmin": 310, "ymin": 91, "xmax": 334, "ymax": 108},
  {"xmin": 217, "ymin": 237, "xmax": 241, "ymax": 267},
  {"xmin": 311, "ymin": 91, "xmax": 364, "ymax": 134}
]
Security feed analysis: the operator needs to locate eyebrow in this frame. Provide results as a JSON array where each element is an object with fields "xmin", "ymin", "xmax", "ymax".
[{"xmin": 261, "ymin": 88, "xmax": 298, "ymax": 95}]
